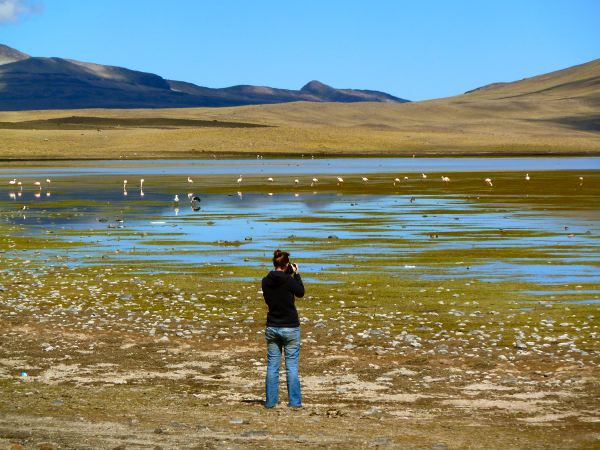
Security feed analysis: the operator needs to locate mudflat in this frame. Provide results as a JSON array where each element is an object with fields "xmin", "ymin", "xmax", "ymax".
[{"xmin": 0, "ymin": 161, "xmax": 598, "ymax": 448}]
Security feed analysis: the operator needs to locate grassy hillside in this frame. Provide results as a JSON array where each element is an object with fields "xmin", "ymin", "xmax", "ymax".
[{"xmin": 0, "ymin": 59, "xmax": 598, "ymax": 159}]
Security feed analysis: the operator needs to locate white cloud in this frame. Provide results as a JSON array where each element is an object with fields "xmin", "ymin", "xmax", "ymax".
[{"xmin": 0, "ymin": 0, "xmax": 41, "ymax": 24}]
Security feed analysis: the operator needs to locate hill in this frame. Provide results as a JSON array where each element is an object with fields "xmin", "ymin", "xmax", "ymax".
[
  {"xmin": 0, "ymin": 57, "xmax": 597, "ymax": 158},
  {"xmin": 0, "ymin": 44, "xmax": 408, "ymax": 110}
]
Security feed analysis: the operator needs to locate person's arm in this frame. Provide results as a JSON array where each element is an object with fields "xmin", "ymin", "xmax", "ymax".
[{"xmin": 290, "ymin": 272, "xmax": 305, "ymax": 298}]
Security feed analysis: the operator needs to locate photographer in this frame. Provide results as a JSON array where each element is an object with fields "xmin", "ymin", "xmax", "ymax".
[{"xmin": 262, "ymin": 249, "xmax": 305, "ymax": 408}]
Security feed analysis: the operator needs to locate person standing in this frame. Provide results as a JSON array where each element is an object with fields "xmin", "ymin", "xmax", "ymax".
[{"xmin": 262, "ymin": 249, "xmax": 305, "ymax": 408}]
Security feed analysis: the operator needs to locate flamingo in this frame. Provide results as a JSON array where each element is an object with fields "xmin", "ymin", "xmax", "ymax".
[
  {"xmin": 237, "ymin": 175, "xmax": 243, "ymax": 184},
  {"xmin": 525, "ymin": 173, "xmax": 530, "ymax": 181},
  {"xmin": 484, "ymin": 178, "xmax": 493, "ymax": 187},
  {"xmin": 361, "ymin": 177, "xmax": 369, "ymax": 183},
  {"xmin": 336, "ymin": 177, "xmax": 344, "ymax": 186},
  {"xmin": 9, "ymin": 178, "xmax": 16, "ymax": 185},
  {"xmin": 34, "ymin": 192, "xmax": 41, "ymax": 199},
  {"xmin": 187, "ymin": 177, "xmax": 193, "ymax": 183},
  {"xmin": 34, "ymin": 181, "xmax": 42, "ymax": 190}
]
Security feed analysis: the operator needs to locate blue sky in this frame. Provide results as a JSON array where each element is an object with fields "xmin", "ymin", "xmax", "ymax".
[{"xmin": 1, "ymin": 0, "xmax": 599, "ymax": 100}]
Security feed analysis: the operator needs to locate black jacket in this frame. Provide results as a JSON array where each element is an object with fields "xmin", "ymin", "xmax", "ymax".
[{"xmin": 262, "ymin": 270, "xmax": 305, "ymax": 327}]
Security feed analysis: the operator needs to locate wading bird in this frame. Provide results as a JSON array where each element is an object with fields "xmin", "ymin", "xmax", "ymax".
[
  {"xmin": 140, "ymin": 178, "xmax": 145, "ymax": 189},
  {"xmin": 9, "ymin": 179, "xmax": 16, "ymax": 185},
  {"xmin": 267, "ymin": 177, "xmax": 274, "ymax": 182},
  {"xmin": 393, "ymin": 177, "xmax": 401, "ymax": 186},
  {"xmin": 34, "ymin": 181, "xmax": 42, "ymax": 190},
  {"xmin": 17, "ymin": 181, "xmax": 22, "ymax": 191},
  {"xmin": 421, "ymin": 173, "xmax": 427, "ymax": 179},
  {"xmin": 237, "ymin": 175, "xmax": 243, "ymax": 184},
  {"xmin": 337, "ymin": 177, "xmax": 344, "ymax": 186},
  {"xmin": 311, "ymin": 177, "xmax": 319, "ymax": 187},
  {"xmin": 362, "ymin": 177, "xmax": 369, "ymax": 183},
  {"xmin": 187, "ymin": 177, "xmax": 193, "ymax": 183},
  {"xmin": 294, "ymin": 179, "xmax": 300, "ymax": 185},
  {"xmin": 525, "ymin": 173, "xmax": 530, "ymax": 181},
  {"xmin": 441, "ymin": 176, "xmax": 450, "ymax": 182},
  {"xmin": 484, "ymin": 178, "xmax": 493, "ymax": 187},
  {"xmin": 46, "ymin": 178, "xmax": 51, "ymax": 184}
]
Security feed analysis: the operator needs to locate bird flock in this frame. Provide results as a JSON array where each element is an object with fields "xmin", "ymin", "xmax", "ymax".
[{"xmin": 6, "ymin": 173, "xmax": 587, "ymax": 205}]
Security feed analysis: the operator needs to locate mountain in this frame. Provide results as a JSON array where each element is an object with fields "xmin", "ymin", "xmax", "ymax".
[
  {"xmin": 0, "ymin": 44, "xmax": 29, "ymax": 65},
  {"xmin": 0, "ymin": 44, "xmax": 409, "ymax": 110}
]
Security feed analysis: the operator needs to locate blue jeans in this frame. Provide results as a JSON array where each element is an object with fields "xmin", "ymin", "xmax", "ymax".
[{"xmin": 265, "ymin": 326, "xmax": 301, "ymax": 408}]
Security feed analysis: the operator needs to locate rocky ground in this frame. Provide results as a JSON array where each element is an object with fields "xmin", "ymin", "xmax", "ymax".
[{"xmin": 0, "ymin": 264, "xmax": 598, "ymax": 449}]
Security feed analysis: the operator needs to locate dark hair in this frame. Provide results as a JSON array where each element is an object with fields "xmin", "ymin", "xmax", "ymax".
[{"xmin": 273, "ymin": 249, "xmax": 290, "ymax": 268}]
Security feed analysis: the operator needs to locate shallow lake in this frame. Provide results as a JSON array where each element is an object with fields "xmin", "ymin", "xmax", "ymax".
[{"xmin": 1, "ymin": 157, "xmax": 599, "ymax": 303}]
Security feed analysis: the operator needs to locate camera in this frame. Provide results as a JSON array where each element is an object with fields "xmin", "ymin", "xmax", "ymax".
[{"xmin": 285, "ymin": 263, "xmax": 297, "ymax": 275}]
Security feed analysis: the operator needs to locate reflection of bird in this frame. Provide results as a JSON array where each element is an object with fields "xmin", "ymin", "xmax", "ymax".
[
  {"xmin": 237, "ymin": 191, "xmax": 243, "ymax": 199},
  {"xmin": 187, "ymin": 177, "xmax": 193, "ymax": 183},
  {"xmin": 34, "ymin": 192, "xmax": 41, "ymax": 199},
  {"xmin": 361, "ymin": 177, "xmax": 369, "ymax": 183},
  {"xmin": 484, "ymin": 178, "xmax": 493, "ymax": 187},
  {"xmin": 525, "ymin": 173, "xmax": 530, "ymax": 181},
  {"xmin": 34, "ymin": 181, "xmax": 42, "ymax": 190},
  {"xmin": 174, "ymin": 194, "xmax": 179, "ymax": 204},
  {"xmin": 410, "ymin": 197, "xmax": 416, "ymax": 203},
  {"xmin": 191, "ymin": 195, "xmax": 201, "ymax": 211},
  {"xmin": 9, "ymin": 192, "xmax": 16, "ymax": 200},
  {"xmin": 187, "ymin": 192, "xmax": 193, "ymax": 199}
]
